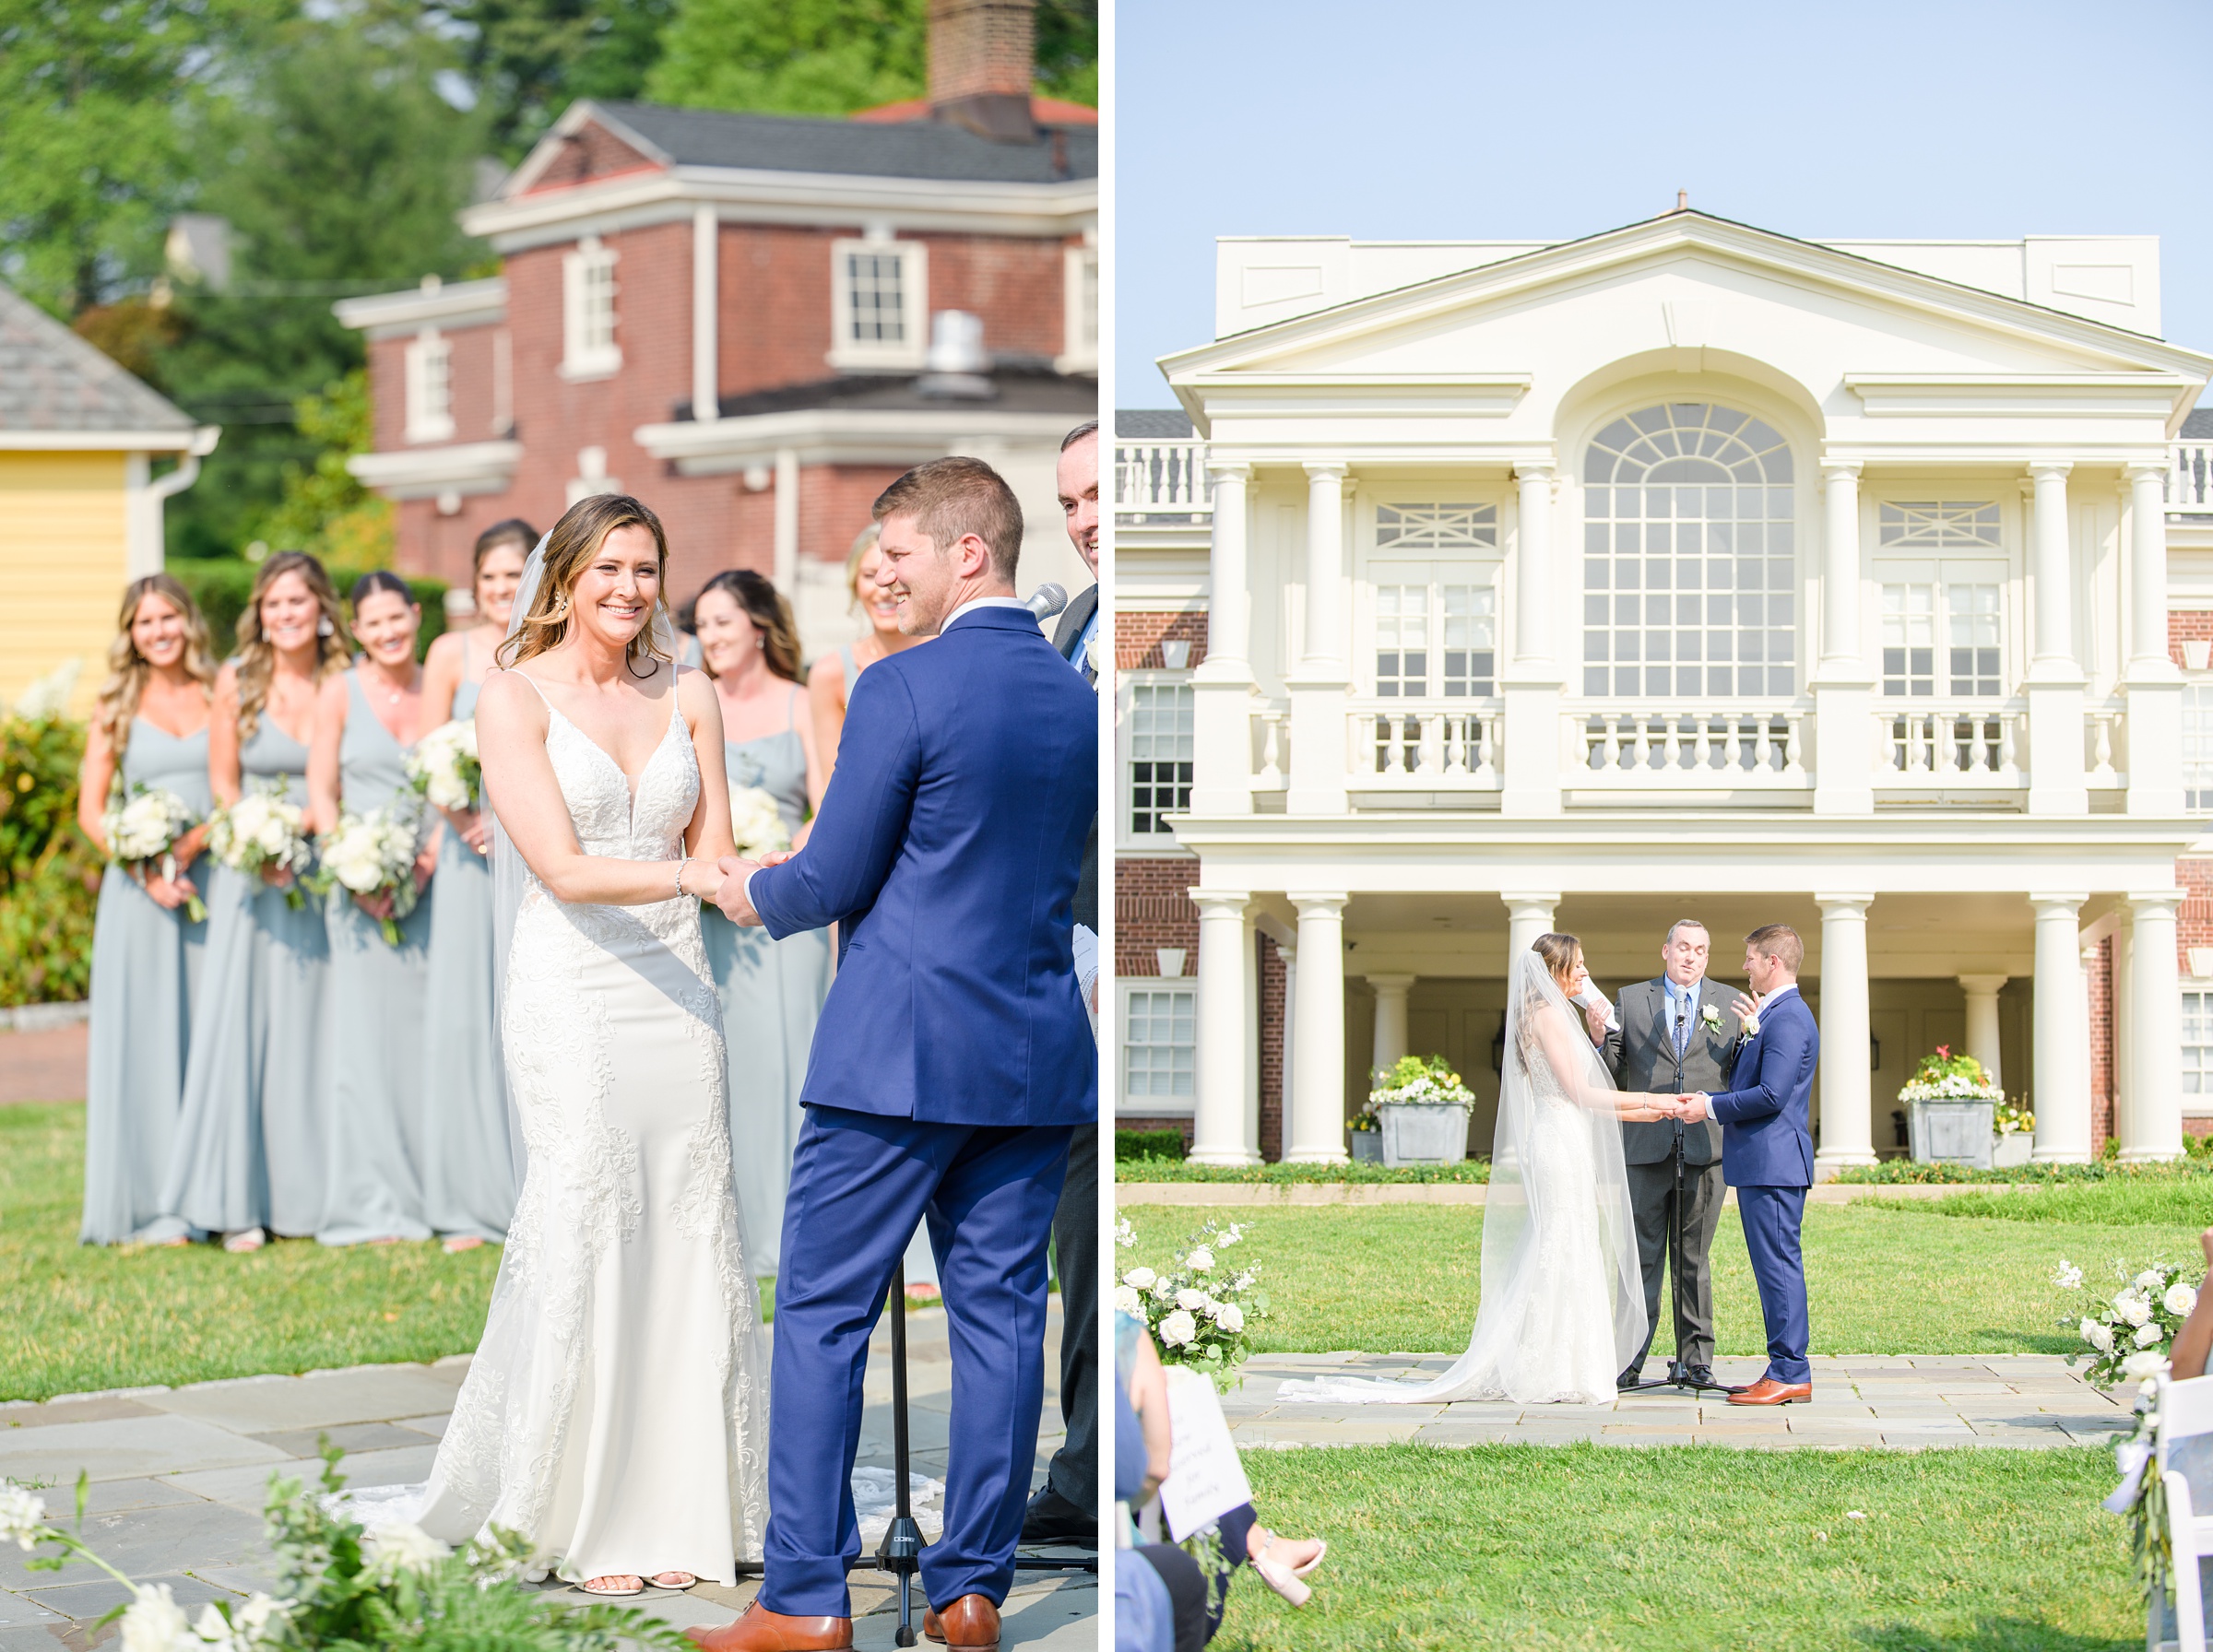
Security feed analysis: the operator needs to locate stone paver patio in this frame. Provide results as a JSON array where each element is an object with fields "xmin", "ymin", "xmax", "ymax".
[
  {"xmin": 1223, "ymin": 1351, "xmax": 2131, "ymax": 1450},
  {"xmin": 0, "ymin": 1304, "xmax": 1094, "ymax": 1649}
]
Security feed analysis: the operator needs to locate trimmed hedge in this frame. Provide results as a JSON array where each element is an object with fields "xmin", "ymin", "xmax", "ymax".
[
  {"xmin": 0, "ymin": 717, "xmax": 99, "ymax": 1006},
  {"xmin": 1116, "ymin": 1158, "xmax": 1494, "ymax": 1184},
  {"xmin": 1116, "ymin": 1127, "xmax": 1188, "ymax": 1163},
  {"xmin": 1831, "ymin": 1154, "xmax": 2213, "ymax": 1186},
  {"xmin": 171, "ymin": 559, "xmax": 450, "ymax": 663}
]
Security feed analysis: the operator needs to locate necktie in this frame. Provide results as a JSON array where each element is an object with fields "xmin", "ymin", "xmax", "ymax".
[{"xmin": 1673, "ymin": 994, "xmax": 1691, "ymax": 1056}]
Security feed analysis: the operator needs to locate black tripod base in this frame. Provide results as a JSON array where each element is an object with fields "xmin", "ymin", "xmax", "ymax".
[{"xmin": 1627, "ymin": 1362, "xmax": 1736, "ymax": 1395}]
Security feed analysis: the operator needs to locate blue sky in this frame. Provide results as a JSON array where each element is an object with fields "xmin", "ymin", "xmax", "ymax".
[{"xmin": 1114, "ymin": 0, "xmax": 2212, "ymax": 407}]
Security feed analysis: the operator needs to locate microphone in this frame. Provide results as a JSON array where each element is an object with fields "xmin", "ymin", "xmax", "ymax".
[{"xmin": 1024, "ymin": 582, "xmax": 1069, "ymax": 622}]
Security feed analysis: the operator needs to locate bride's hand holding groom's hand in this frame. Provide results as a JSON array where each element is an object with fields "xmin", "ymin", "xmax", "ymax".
[{"xmin": 708, "ymin": 851, "xmax": 792, "ymax": 927}]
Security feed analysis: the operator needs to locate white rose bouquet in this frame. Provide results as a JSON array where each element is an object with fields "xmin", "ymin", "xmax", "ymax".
[
  {"xmin": 407, "ymin": 718, "xmax": 481, "ymax": 814},
  {"xmin": 2054, "ymin": 1254, "xmax": 2200, "ymax": 1388},
  {"xmin": 311, "ymin": 807, "xmax": 424, "ymax": 947},
  {"xmin": 206, "ymin": 781, "xmax": 315, "ymax": 910},
  {"xmin": 101, "ymin": 782, "xmax": 206, "ymax": 922},
  {"xmin": 728, "ymin": 783, "xmax": 791, "ymax": 861},
  {"xmin": 1115, "ymin": 1216, "xmax": 1268, "ymax": 1392}
]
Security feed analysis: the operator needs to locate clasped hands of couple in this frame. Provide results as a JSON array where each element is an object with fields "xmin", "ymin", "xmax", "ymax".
[
  {"xmin": 1580, "ymin": 988, "xmax": 1762, "ymax": 1126},
  {"xmin": 693, "ymin": 850, "xmax": 787, "ymax": 926}
]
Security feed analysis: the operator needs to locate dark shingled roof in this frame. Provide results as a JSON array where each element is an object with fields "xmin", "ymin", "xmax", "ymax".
[
  {"xmin": 0, "ymin": 283, "xmax": 195, "ymax": 433},
  {"xmin": 704, "ymin": 362, "xmax": 1095, "ymax": 422},
  {"xmin": 597, "ymin": 101, "xmax": 1095, "ymax": 186},
  {"xmin": 1116, "ymin": 408, "xmax": 1192, "ymax": 438},
  {"xmin": 2183, "ymin": 406, "xmax": 2213, "ymax": 439}
]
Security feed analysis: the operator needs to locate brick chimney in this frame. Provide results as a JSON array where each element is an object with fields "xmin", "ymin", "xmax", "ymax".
[{"xmin": 929, "ymin": 0, "xmax": 1037, "ymax": 143}]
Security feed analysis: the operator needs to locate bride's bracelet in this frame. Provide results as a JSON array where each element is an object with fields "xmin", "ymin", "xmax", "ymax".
[{"xmin": 674, "ymin": 856, "xmax": 692, "ymax": 898}]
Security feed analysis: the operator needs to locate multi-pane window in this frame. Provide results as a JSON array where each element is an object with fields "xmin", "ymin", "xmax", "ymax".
[
  {"xmin": 403, "ymin": 331, "xmax": 453, "ymax": 443},
  {"xmin": 1377, "ymin": 502, "xmax": 1498, "ymax": 550},
  {"xmin": 832, "ymin": 239, "xmax": 926, "ymax": 367},
  {"xmin": 1948, "ymin": 584, "xmax": 2001, "ymax": 695},
  {"xmin": 1877, "ymin": 574, "xmax": 2004, "ymax": 699},
  {"xmin": 1124, "ymin": 986, "xmax": 1197, "ymax": 1105},
  {"xmin": 1581, "ymin": 404, "xmax": 1795, "ymax": 698},
  {"xmin": 1064, "ymin": 243, "xmax": 1099, "ymax": 368},
  {"xmin": 1878, "ymin": 501, "xmax": 2002, "ymax": 551},
  {"xmin": 1129, "ymin": 683, "xmax": 1193, "ymax": 834},
  {"xmin": 844, "ymin": 249, "xmax": 907, "ymax": 345},
  {"xmin": 2185, "ymin": 681, "xmax": 2213, "ymax": 811},
  {"xmin": 1881, "ymin": 584, "xmax": 1935, "ymax": 697},
  {"xmin": 562, "ymin": 237, "xmax": 619, "ymax": 377},
  {"xmin": 1375, "ymin": 585, "xmax": 1427, "ymax": 696},
  {"xmin": 2186, "ymin": 990, "xmax": 2213, "ymax": 1096},
  {"xmin": 1373, "ymin": 582, "xmax": 1496, "ymax": 696}
]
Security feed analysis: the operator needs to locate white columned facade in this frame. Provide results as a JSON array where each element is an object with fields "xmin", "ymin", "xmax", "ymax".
[
  {"xmin": 1367, "ymin": 974, "xmax": 1414, "ymax": 1074},
  {"xmin": 1502, "ymin": 460, "xmax": 1563, "ymax": 817},
  {"xmin": 1190, "ymin": 461, "xmax": 1255, "ymax": 815},
  {"xmin": 1189, "ymin": 890, "xmax": 1256, "ymax": 1165},
  {"xmin": 1502, "ymin": 893, "xmax": 1559, "ymax": 974},
  {"xmin": 1287, "ymin": 462, "xmax": 1350, "ymax": 816},
  {"xmin": 1812, "ymin": 461, "xmax": 1874, "ymax": 814},
  {"xmin": 2025, "ymin": 462, "xmax": 2089, "ymax": 815},
  {"xmin": 1813, "ymin": 896, "xmax": 1876, "ymax": 1174},
  {"xmin": 2030, "ymin": 894, "xmax": 2092, "ymax": 1162},
  {"xmin": 1958, "ymin": 974, "xmax": 2007, "ymax": 1091},
  {"xmin": 1286, "ymin": 893, "xmax": 1349, "ymax": 1162},
  {"xmin": 2124, "ymin": 460, "xmax": 2185, "ymax": 815},
  {"xmin": 2124, "ymin": 891, "xmax": 2185, "ymax": 1162}
]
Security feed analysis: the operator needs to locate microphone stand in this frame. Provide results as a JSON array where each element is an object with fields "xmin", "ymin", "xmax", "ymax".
[{"xmin": 1632, "ymin": 991, "xmax": 1732, "ymax": 1398}]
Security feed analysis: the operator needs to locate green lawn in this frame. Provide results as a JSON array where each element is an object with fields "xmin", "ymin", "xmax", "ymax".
[
  {"xmin": 1117, "ymin": 1193, "xmax": 2205, "ymax": 1357},
  {"xmin": 1213, "ymin": 1444, "xmax": 2142, "ymax": 1651}
]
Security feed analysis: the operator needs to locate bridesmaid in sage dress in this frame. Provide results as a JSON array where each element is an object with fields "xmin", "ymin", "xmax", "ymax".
[
  {"xmin": 416, "ymin": 520, "xmax": 535, "ymax": 1249},
  {"xmin": 311, "ymin": 572, "xmax": 438, "ymax": 1246},
  {"xmin": 692, "ymin": 572, "xmax": 831, "ymax": 1278},
  {"xmin": 78, "ymin": 575, "xmax": 217, "ymax": 1245},
  {"xmin": 165, "ymin": 552, "xmax": 351, "ymax": 1251}
]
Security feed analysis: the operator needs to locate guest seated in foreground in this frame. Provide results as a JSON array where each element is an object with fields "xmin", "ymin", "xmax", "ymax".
[{"xmin": 2169, "ymin": 1229, "xmax": 2213, "ymax": 1381}]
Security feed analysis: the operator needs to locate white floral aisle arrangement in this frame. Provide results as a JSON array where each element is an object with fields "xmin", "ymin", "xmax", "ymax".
[
  {"xmin": 406, "ymin": 718, "xmax": 481, "ymax": 813},
  {"xmin": 206, "ymin": 781, "xmax": 315, "ymax": 910},
  {"xmin": 101, "ymin": 782, "xmax": 206, "ymax": 922},
  {"xmin": 2104, "ymin": 1375, "xmax": 2183, "ymax": 1618},
  {"xmin": 311, "ymin": 807, "xmax": 423, "ymax": 947},
  {"xmin": 2, "ymin": 1452, "xmax": 690, "ymax": 1651},
  {"xmin": 1368, "ymin": 1054, "xmax": 1475, "ymax": 1113},
  {"xmin": 1115, "ymin": 1216, "xmax": 1269, "ymax": 1393},
  {"xmin": 1898, "ymin": 1046, "xmax": 2004, "ymax": 1105},
  {"xmin": 728, "ymin": 781, "xmax": 790, "ymax": 861},
  {"xmin": 2053, "ymin": 1255, "xmax": 2199, "ymax": 1388}
]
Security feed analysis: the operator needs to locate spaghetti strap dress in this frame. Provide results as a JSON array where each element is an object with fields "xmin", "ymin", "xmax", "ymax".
[{"xmin": 81, "ymin": 720, "xmax": 212, "ymax": 1245}]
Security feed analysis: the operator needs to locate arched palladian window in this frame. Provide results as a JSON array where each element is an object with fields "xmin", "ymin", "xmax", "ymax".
[{"xmin": 1581, "ymin": 403, "xmax": 1796, "ymax": 699}]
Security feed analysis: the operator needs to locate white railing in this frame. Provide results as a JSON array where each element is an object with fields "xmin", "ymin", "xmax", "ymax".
[
  {"xmin": 1115, "ymin": 440, "xmax": 1211, "ymax": 515},
  {"xmin": 1566, "ymin": 704, "xmax": 1807, "ymax": 788},
  {"xmin": 1346, "ymin": 700, "xmax": 1503, "ymax": 788},
  {"xmin": 1871, "ymin": 703, "xmax": 2019, "ymax": 783},
  {"xmin": 2172, "ymin": 441, "xmax": 2213, "ymax": 513},
  {"xmin": 1252, "ymin": 702, "xmax": 1288, "ymax": 792},
  {"xmin": 2088, "ymin": 705, "xmax": 2124, "ymax": 787}
]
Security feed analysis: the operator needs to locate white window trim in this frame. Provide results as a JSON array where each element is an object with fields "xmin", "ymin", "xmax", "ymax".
[
  {"xmin": 828, "ymin": 236, "xmax": 928, "ymax": 372},
  {"xmin": 561, "ymin": 235, "xmax": 621, "ymax": 382},
  {"xmin": 1353, "ymin": 498, "xmax": 1504, "ymax": 700},
  {"xmin": 1057, "ymin": 241, "xmax": 1098, "ymax": 374},
  {"xmin": 402, "ymin": 328, "xmax": 454, "ymax": 445},
  {"xmin": 1117, "ymin": 670, "xmax": 1196, "ymax": 855},
  {"xmin": 1863, "ymin": 489, "xmax": 2023, "ymax": 690},
  {"xmin": 1117, "ymin": 976, "xmax": 1198, "ymax": 1118}
]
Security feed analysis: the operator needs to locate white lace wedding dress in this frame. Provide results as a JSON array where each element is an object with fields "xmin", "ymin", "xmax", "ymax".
[
  {"xmin": 1279, "ymin": 952, "xmax": 1646, "ymax": 1407},
  {"xmin": 408, "ymin": 691, "xmax": 771, "ymax": 1582}
]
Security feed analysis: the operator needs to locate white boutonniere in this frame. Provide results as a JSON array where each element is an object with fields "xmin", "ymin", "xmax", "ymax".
[
  {"xmin": 1084, "ymin": 635, "xmax": 1104, "ymax": 675},
  {"xmin": 1699, "ymin": 1003, "xmax": 1724, "ymax": 1036},
  {"xmin": 1739, "ymin": 1008, "xmax": 1761, "ymax": 1038}
]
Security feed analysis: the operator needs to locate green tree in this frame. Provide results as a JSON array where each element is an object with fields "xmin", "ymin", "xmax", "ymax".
[
  {"xmin": 645, "ymin": 0, "xmax": 924, "ymax": 117},
  {"xmin": 428, "ymin": 0, "xmax": 677, "ymax": 159},
  {"xmin": 1033, "ymin": 0, "xmax": 1095, "ymax": 106},
  {"xmin": 262, "ymin": 370, "xmax": 395, "ymax": 566}
]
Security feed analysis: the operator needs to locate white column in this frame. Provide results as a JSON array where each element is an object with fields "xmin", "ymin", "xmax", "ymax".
[
  {"xmin": 1367, "ymin": 974, "xmax": 1414, "ymax": 1075},
  {"xmin": 1502, "ymin": 893, "xmax": 1559, "ymax": 974},
  {"xmin": 2125, "ymin": 460, "xmax": 2185, "ymax": 815},
  {"xmin": 1241, "ymin": 914, "xmax": 1262, "ymax": 1161},
  {"xmin": 1190, "ymin": 461, "xmax": 1255, "ymax": 816},
  {"xmin": 1812, "ymin": 460, "xmax": 1874, "ymax": 813},
  {"xmin": 1957, "ymin": 974, "xmax": 2007, "ymax": 1092},
  {"xmin": 1189, "ymin": 890, "xmax": 1257, "ymax": 1165},
  {"xmin": 2030, "ymin": 463, "xmax": 2076, "ymax": 669},
  {"xmin": 1512, "ymin": 462, "xmax": 1555, "ymax": 668},
  {"xmin": 1301, "ymin": 462, "xmax": 1347, "ymax": 666},
  {"xmin": 1285, "ymin": 894, "xmax": 1349, "ymax": 1163},
  {"xmin": 692, "ymin": 205, "xmax": 718, "ymax": 423},
  {"xmin": 1819, "ymin": 462, "xmax": 1862, "ymax": 667},
  {"xmin": 772, "ymin": 447, "xmax": 799, "ymax": 594},
  {"xmin": 2030, "ymin": 893, "xmax": 2092, "ymax": 1162},
  {"xmin": 2124, "ymin": 891, "xmax": 2185, "ymax": 1162},
  {"xmin": 1287, "ymin": 462, "xmax": 1350, "ymax": 816},
  {"xmin": 1502, "ymin": 461, "xmax": 1564, "ymax": 817},
  {"xmin": 2025, "ymin": 463, "xmax": 2088, "ymax": 813},
  {"xmin": 1814, "ymin": 895, "xmax": 1877, "ymax": 1174},
  {"xmin": 2113, "ymin": 919, "xmax": 2134, "ymax": 1147}
]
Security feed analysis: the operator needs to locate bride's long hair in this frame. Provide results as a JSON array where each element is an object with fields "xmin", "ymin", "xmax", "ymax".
[{"xmin": 496, "ymin": 494, "xmax": 673, "ymax": 674}]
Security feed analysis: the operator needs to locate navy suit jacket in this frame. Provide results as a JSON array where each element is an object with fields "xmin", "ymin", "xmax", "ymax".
[
  {"xmin": 748, "ymin": 605, "xmax": 1096, "ymax": 1128},
  {"xmin": 1709, "ymin": 986, "xmax": 1818, "ymax": 1188}
]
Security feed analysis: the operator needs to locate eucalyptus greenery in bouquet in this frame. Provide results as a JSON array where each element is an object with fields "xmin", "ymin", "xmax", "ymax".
[
  {"xmin": 1115, "ymin": 1216, "xmax": 1269, "ymax": 1392},
  {"xmin": 2104, "ymin": 1375, "xmax": 2178, "ymax": 1616},
  {"xmin": 1, "ymin": 1448, "xmax": 691, "ymax": 1651},
  {"xmin": 2053, "ymin": 1255, "xmax": 2199, "ymax": 1388},
  {"xmin": 311, "ymin": 807, "xmax": 423, "ymax": 947},
  {"xmin": 1368, "ymin": 1054, "xmax": 1474, "ymax": 1113},
  {"xmin": 207, "ymin": 781, "xmax": 315, "ymax": 910},
  {"xmin": 407, "ymin": 720, "xmax": 481, "ymax": 814},
  {"xmin": 102, "ymin": 781, "xmax": 206, "ymax": 921},
  {"xmin": 1898, "ymin": 1045, "xmax": 2003, "ymax": 1103}
]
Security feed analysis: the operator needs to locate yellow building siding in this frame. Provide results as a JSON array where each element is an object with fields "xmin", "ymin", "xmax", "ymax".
[{"xmin": 0, "ymin": 453, "xmax": 129, "ymax": 716}]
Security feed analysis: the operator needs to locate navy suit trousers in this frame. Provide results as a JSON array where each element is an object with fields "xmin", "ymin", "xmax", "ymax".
[
  {"xmin": 1736, "ymin": 1184, "xmax": 1811, "ymax": 1385},
  {"xmin": 761, "ymin": 1103, "xmax": 1072, "ymax": 1617}
]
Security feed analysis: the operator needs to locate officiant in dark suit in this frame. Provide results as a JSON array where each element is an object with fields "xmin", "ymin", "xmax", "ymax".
[{"xmin": 1600, "ymin": 919, "xmax": 1744, "ymax": 1390}]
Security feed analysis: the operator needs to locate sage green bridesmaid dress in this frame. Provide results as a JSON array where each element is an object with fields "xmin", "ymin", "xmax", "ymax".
[
  {"xmin": 81, "ymin": 720, "xmax": 212, "ymax": 1245},
  {"xmin": 163, "ymin": 714, "xmax": 332, "ymax": 1238},
  {"xmin": 316, "ymin": 669, "xmax": 434, "ymax": 1245}
]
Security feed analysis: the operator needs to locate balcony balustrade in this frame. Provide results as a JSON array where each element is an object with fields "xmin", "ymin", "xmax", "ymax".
[
  {"xmin": 1566, "ymin": 704, "xmax": 1806, "ymax": 791},
  {"xmin": 1350, "ymin": 700, "xmax": 1503, "ymax": 790},
  {"xmin": 1115, "ymin": 439, "xmax": 1211, "ymax": 518},
  {"xmin": 2170, "ymin": 439, "xmax": 2213, "ymax": 513}
]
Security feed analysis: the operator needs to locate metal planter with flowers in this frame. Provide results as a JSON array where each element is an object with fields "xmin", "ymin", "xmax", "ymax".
[
  {"xmin": 1368, "ymin": 1054, "xmax": 1475, "ymax": 1167},
  {"xmin": 1901, "ymin": 1045, "xmax": 2005, "ymax": 1169}
]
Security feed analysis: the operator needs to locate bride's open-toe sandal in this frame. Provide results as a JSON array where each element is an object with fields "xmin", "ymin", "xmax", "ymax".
[
  {"xmin": 580, "ymin": 1575, "xmax": 645, "ymax": 1598},
  {"xmin": 649, "ymin": 1573, "xmax": 698, "ymax": 1590},
  {"xmin": 222, "ymin": 1228, "xmax": 266, "ymax": 1254},
  {"xmin": 1249, "ymin": 1533, "xmax": 1313, "ymax": 1608},
  {"xmin": 1288, "ymin": 1538, "xmax": 1327, "ymax": 1579}
]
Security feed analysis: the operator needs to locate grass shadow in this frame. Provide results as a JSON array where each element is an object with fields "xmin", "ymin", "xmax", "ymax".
[{"xmin": 1854, "ymin": 1615, "xmax": 2137, "ymax": 1651}]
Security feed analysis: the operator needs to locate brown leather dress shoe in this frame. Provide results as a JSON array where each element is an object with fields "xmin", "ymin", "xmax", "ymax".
[
  {"xmin": 922, "ymin": 1594, "xmax": 1001, "ymax": 1650},
  {"xmin": 684, "ymin": 1600, "xmax": 853, "ymax": 1651},
  {"xmin": 1726, "ymin": 1376, "xmax": 1813, "ymax": 1406}
]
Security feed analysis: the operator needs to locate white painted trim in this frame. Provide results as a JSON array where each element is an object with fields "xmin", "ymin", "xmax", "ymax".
[
  {"xmin": 692, "ymin": 206, "xmax": 718, "ymax": 422},
  {"xmin": 403, "ymin": 330, "xmax": 456, "ymax": 444},
  {"xmin": 633, "ymin": 407, "xmax": 1075, "ymax": 472},
  {"xmin": 123, "ymin": 430, "xmax": 217, "ymax": 575},
  {"xmin": 334, "ymin": 277, "xmax": 507, "ymax": 338},
  {"xmin": 561, "ymin": 236, "xmax": 621, "ymax": 381},
  {"xmin": 1058, "ymin": 242, "xmax": 1098, "ymax": 374},
  {"xmin": 0, "ymin": 429, "xmax": 205, "ymax": 452},
  {"xmin": 1844, "ymin": 374, "xmax": 2191, "ymax": 419},
  {"xmin": 1118, "ymin": 975, "xmax": 1200, "ymax": 1117},
  {"xmin": 348, "ymin": 440, "xmax": 523, "ymax": 500},
  {"xmin": 827, "ymin": 237, "xmax": 927, "ymax": 372}
]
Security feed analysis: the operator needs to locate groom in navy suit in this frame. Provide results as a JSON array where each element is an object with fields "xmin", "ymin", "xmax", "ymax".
[
  {"xmin": 1669, "ymin": 924, "xmax": 1819, "ymax": 1406},
  {"xmin": 696, "ymin": 457, "xmax": 1096, "ymax": 1651}
]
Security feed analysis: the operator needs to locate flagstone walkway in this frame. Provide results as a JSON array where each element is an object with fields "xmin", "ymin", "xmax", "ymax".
[
  {"xmin": 0, "ymin": 1305, "xmax": 1095, "ymax": 1650},
  {"xmin": 1222, "ymin": 1351, "xmax": 2130, "ymax": 1450}
]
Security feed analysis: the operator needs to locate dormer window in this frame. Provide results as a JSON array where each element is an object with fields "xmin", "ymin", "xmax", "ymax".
[
  {"xmin": 830, "ymin": 237, "xmax": 927, "ymax": 371},
  {"xmin": 403, "ymin": 329, "xmax": 454, "ymax": 443},
  {"xmin": 562, "ymin": 235, "xmax": 620, "ymax": 379}
]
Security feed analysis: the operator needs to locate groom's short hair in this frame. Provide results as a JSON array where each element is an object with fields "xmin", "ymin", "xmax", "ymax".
[
  {"xmin": 1746, "ymin": 923, "xmax": 1804, "ymax": 972},
  {"xmin": 874, "ymin": 456, "xmax": 1024, "ymax": 584}
]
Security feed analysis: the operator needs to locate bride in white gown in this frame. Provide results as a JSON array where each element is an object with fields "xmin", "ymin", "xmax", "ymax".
[
  {"xmin": 1282, "ymin": 935, "xmax": 1660, "ymax": 1406},
  {"xmin": 407, "ymin": 494, "xmax": 770, "ymax": 1591}
]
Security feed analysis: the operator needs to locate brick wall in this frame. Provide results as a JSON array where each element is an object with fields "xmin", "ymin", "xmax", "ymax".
[
  {"xmin": 2172, "ymin": 608, "xmax": 2213, "ymax": 668},
  {"xmin": 1117, "ymin": 609, "xmax": 1207, "ymax": 670},
  {"xmin": 2089, "ymin": 935, "xmax": 2114, "ymax": 1151},
  {"xmin": 520, "ymin": 120, "xmax": 658, "ymax": 195},
  {"xmin": 1117, "ymin": 857, "xmax": 1198, "ymax": 977},
  {"xmin": 1259, "ymin": 929, "xmax": 1284, "ymax": 1162}
]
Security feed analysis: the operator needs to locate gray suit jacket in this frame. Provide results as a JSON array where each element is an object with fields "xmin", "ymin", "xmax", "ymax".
[{"xmin": 1602, "ymin": 977, "xmax": 1745, "ymax": 1166}]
